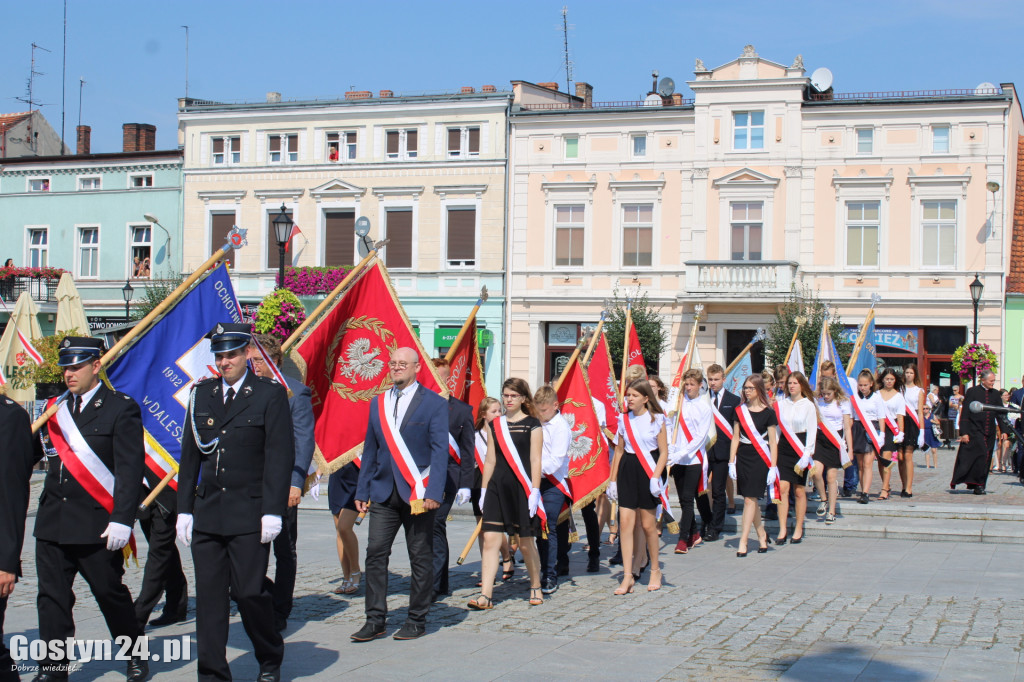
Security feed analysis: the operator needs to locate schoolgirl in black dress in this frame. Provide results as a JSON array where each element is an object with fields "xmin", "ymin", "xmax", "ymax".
[
  {"xmin": 774, "ymin": 371, "xmax": 818, "ymax": 544},
  {"xmin": 815, "ymin": 376, "xmax": 855, "ymax": 524},
  {"xmin": 899, "ymin": 363, "xmax": 925, "ymax": 498},
  {"xmin": 729, "ymin": 374, "xmax": 778, "ymax": 557}
]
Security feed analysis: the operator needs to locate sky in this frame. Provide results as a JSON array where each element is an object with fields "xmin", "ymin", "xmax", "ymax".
[{"xmin": 2, "ymin": 0, "xmax": 1022, "ymax": 153}]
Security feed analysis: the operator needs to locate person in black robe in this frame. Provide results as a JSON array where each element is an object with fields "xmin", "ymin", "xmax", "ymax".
[{"xmin": 950, "ymin": 371, "xmax": 1001, "ymax": 494}]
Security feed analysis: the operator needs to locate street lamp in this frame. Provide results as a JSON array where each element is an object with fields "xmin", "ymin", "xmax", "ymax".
[
  {"xmin": 969, "ymin": 273, "xmax": 984, "ymax": 343},
  {"xmin": 272, "ymin": 204, "xmax": 293, "ymax": 290},
  {"xmin": 122, "ymin": 279, "xmax": 134, "ymax": 322}
]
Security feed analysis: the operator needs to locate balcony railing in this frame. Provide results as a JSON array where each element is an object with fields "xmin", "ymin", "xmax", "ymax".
[
  {"xmin": 0, "ymin": 276, "xmax": 59, "ymax": 303},
  {"xmin": 684, "ymin": 260, "xmax": 799, "ymax": 295}
]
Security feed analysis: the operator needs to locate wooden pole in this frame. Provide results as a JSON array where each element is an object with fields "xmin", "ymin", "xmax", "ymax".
[
  {"xmin": 354, "ymin": 504, "xmax": 369, "ymax": 526},
  {"xmin": 280, "ymin": 250, "xmax": 378, "ymax": 354},
  {"xmin": 443, "ymin": 287, "xmax": 489, "ymax": 363},
  {"xmin": 138, "ymin": 470, "xmax": 176, "ymax": 511},
  {"xmin": 847, "ymin": 309, "xmax": 876, "ymax": 372},
  {"xmin": 723, "ymin": 341, "xmax": 755, "ymax": 377},
  {"xmin": 783, "ymin": 318, "xmax": 806, "ymax": 370},
  {"xmin": 581, "ymin": 312, "xmax": 606, "ymax": 365},
  {"xmin": 456, "ymin": 519, "xmax": 483, "ymax": 565},
  {"xmin": 670, "ymin": 331, "xmax": 698, "ymax": 442},
  {"xmin": 32, "ymin": 245, "xmax": 237, "ymax": 434},
  {"xmin": 553, "ymin": 336, "xmax": 586, "ymax": 392}
]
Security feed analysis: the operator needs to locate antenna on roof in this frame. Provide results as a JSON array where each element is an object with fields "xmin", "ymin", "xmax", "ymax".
[
  {"xmin": 561, "ymin": 7, "xmax": 574, "ymax": 93},
  {"xmin": 810, "ymin": 67, "xmax": 833, "ymax": 93}
]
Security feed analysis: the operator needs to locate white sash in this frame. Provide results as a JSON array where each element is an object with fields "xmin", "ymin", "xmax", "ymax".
[
  {"xmin": 737, "ymin": 405, "xmax": 781, "ymax": 503},
  {"xmin": 850, "ymin": 393, "xmax": 883, "ymax": 454},
  {"xmin": 494, "ymin": 416, "xmax": 548, "ymax": 531},
  {"xmin": 711, "ymin": 401, "xmax": 734, "ymax": 440},
  {"xmin": 53, "ymin": 402, "xmax": 116, "ymax": 504},
  {"xmin": 817, "ymin": 413, "xmax": 852, "ymax": 468},
  {"xmin": 378, "ymin": 397, "xmax": 430, "ymax": 507},
  {"xmin": 622, "ymin": 413, "xmax": 675, "ymax": 518},
  {"xmin": 774, "ymin": 402, "xmax": 814, "ymax": 473},
  {"xmin": 448, "ymin": 432, "xmax": 461, "ymax": 465},
  {"xmin": 474, "ymin": 430, "xmax": 487, "ymax": 470}
]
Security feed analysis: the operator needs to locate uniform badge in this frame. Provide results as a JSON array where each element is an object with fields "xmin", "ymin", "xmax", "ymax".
[
  {"xmin": 62, "ymin": 338, "xmax": 71, "ymax": 348},
  {"xmin": 242, "ymin": 385, "xmax": 253, "ymax": 397},
  {"xmin": 93, "ymin": 399, "xmax": 103, "ymax": 409},
  {"xmin": 207, "ymin": 418, "xmax": 214, "ymax": 426},
  {"xmin": 216, "ymin": 323, "xmax": 225, "ymax": 335}
]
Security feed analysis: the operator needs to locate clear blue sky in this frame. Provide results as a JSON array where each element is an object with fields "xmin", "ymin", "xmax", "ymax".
[{"xmin": 3, "ymin": 0, "xmax": 1022, "ymax": 154}]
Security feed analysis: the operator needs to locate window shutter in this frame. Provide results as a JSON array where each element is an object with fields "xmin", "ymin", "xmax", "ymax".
[
  {"xmin": 468, "ymin": 127, "xmax": 480, "ymax": 153},
  {"xmin": 269, "ymin": 136, "xmax": 281, "ymax": 152},
  {"xmin": 446, "ymin": 208, "xmax": 476, "ymax": 262},
  {"xmin": 289, "ymin": 134, "xmax": 298, "ymax": 153},
  {"xmin": 385, "ymin": 210, "xmax": 413, "ymax": 268},
  {"xmin": 407, "ymin": 129, "xmax": 418, "ymax": 153},
  {"xmin": 212, "ymin": 137, "xmax": 224, "ymax": 154},
  {"xmin": 211, "ymin": 213, "xmax": 237, "ymax": 268},
  {"xmin": 324, "ymin": 211, "xmax": 355, "ymax": 266},
  {"xmin": 448, "ymin": 128, "xmax": 461, "ymax": 153},
  {"xmin": 266, "ymin": 210, "xmax": 293, "ymax": 269},
  {"xmin": 386, "ymin": 131, "xmax": 399, "ymax": 155}
]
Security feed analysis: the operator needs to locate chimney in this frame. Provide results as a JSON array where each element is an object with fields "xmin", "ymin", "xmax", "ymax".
[
  {"xmin": 122, "ymin": 123, "xmax": 156, "ymax": 152},
  {"xmin": 123, "ymin": 123, "xmax": 138, "ymax": 152},
  {"xmin": 344, "ymin": 91, "xmax": 372, "ymax": 100},
  {"xmin": 460, "ymin": 86, "xmax": 475, "ymax": 94},
  {"xmin": 139, "ymin": 124, "xmax": 156, "ymax": 151},
  {"xmin": 379, "ymin": 90, "xmax": 393, "ymax": 98},
  {"xmin": 481, "ymin": 84, "xmax": 497, "ymax": 93},
  {"xmin": 76, "ymin": 125, "xmax": 91, "ymax": 155},
  {"xmin": 266, "ymin": 92, "xmax": 282, "ymax": 103},
  {"xmin": 537, "ymin": 82, "xmax": 560, "ymax": 91},
  {"xmin": 575, "ymin": 82, "xmax": 593, "ymax": 108}
]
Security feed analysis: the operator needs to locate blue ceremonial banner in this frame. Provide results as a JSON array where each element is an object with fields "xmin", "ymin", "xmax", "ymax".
[
  {"xmin": 809, "ymin": 322, "xmax": 853, "ymax": 396},
  {"xmin": 847, "ymin": 316, "xmax": 877, "ymax": 378},
  {"xmin": 723, "ymin": 352, "xmax": 752, "ymax": 395},
  {"xmin": 105, "ymin": 264, "xmax": 242, "ymax": 489}
]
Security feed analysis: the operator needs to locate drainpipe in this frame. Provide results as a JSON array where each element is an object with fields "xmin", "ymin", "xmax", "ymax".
[{"xmin": 503, "ymin": 96, "xmax": 513, "ymax": 382}]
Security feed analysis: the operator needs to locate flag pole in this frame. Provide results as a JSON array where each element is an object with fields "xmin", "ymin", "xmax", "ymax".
[
  {"xmin": 581, "ymin": 311, "xmax": 607, "ymax": 365},
  {"xmin": 723, "ymin": 328, "xmax": 767, "ymax": 377},
  {"xmin": 280, "ymin": 246, "xmax": 383, "ymax": 354},
  {"xmin": 553, "ymin": 334, "xmax": 587, "ymax": 393},
  {"xmin": 671, "ymin": 306, "xmax": 703, "ymax": 441},
  {"xmin": 444, "ymin": 286, "xmax": 489, "ymax": 363},
  {"xmin": 32, "ymin": 233, "xmax": 245, "ymax": 434},
  {"xmin": 784, "ymin": 316, "xmax": 807, "ymax": 369},
  {"xmin": 456, "ymin": 519, "xmax": 483, "ymax": 565},
  {"xmin": 618, "ymin": 299, "xmax": 634, "ymax": 404},
  {"xmin": 847, "ymin": 294, "xmax": 881, "ymax": 371}
]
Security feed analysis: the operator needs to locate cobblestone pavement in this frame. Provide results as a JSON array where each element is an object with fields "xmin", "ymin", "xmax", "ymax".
[{"xmin": 7, "ymin": 500, "xmax": 1024, "ymax": 680}]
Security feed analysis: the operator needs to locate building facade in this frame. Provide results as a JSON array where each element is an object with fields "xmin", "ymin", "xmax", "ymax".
[
  {"xmin": 507, "ymin": 46, "xmax": 1022, "ymax": 393},
  {"xmin": 178, "ymin": 87, "xmax": 512, "ymax": 389}
]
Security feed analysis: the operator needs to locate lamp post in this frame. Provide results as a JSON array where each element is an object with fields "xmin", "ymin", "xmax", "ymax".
[
  {"xmin": 969, "ymin": 273, "xmax": 984, "ymax": 343},
  {"xmin": 122, "ymin": 279, "xmax": 134, "ymax": 322},
  {"xmin": 272, "ymin": 204, "xmax": 293, "ymax": 290}
]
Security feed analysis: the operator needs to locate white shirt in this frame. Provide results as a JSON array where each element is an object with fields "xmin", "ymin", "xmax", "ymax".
[
  {"xmin": 617, "ymin": 411, "xmax": 665, "ymax": 454},
  {"xmin": 541, "ymin": 411, "xmax": 571, "ymax": 480},
  {"xmin": 386, "ymin": 381, "xmax": 419, "ymax": 427},
  {"xmin": 852, "ymin": 391, "xmax": 886, "ymax": 423},
  {"xmin": 881, "ymin": 391, "xmax": 906, "ymax": 423},
  {"xmin": 904, "ymin": 385, "xmax": 923, "ymax": 419},
  {"xmin": 70, "ymin": 381, "xmax": 103, "ymax": 412},
  {"xmin": 221, "ymin": 370, "xmax": 248, "ymax": 403},
  {"xmin": 669, "ymin": 394, "xmax": 712, "ymax": 465},
  {"xmin": 817, "ymin": 397, "xmax": 851, "ymax": 433},
  {"xmin": 778, "ymin": 396, "xmax": 818, "ymax": 454}
]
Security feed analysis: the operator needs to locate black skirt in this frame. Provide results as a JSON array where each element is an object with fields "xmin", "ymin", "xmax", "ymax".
[
  {"xmin": 735, "ymin": 443, "xmax": 769, "ymax": 499},
  {"xmin": 815, "ymin": 429, "xmax": 844, "ymax": 470},
  {"xmin": 482, "ymin": 471, "xmax": 541, "ymax": 538},
  {"xmin": 617, "ymin": 450, "xmax": 664, "ymax": 510},
  {"xmin": 902, "ymin": 417, "xmax": 921, "ymax": 451},
  {"xmin": 777, "ymin": 431, "xmax": 808, "ymax": 485},
  {"xmin": 328, "ymin": 462, "xmax": 359, "ymax": 515},
  {"xmin": 852, "ymin": 420, "xmax": 879, "ymax": 454}
]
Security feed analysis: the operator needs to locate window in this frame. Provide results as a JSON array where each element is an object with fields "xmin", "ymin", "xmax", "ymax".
[
  {"xmin": 922, "ymin": 200, "xmax": 956, "ymax": 267},
  {"xmin": 265, "ymin": 208, "xmax": 293, "ymax": 269},
  {"xmin": 268, "ymin": 134, "xmax": 298, "ymax": 163},
  {"xmin": 554, "ymin": 205, "xmax": 584, "ymax": 266},
  {"xmin": 29, "ymin": 178, "xmax": 50, "ymax": 192},
  {"xmin": 27, "ymin": 228, "xmax": 48, "ymax": 267},
  {"xmin": 78, "ymin": 176, "xmax": 101, "ymax": 191},
  {"xmin": 130, "ymin": 174, "xmax": 154, "ymax": 188},
  {"xmin": 846, "ymin": 201, "xmax": 880, "ymax": 268},
  {"xmin": 631, "ymin": 134, "xmax": 647, "ymax": 158},
  {"xmin": 384, "ymin": 209, "xmax": 413, "ymax": 269},
  {"xmin": 564, "ymin": 136, "xmax": 579, "ymax": 159},
  {"xmin": 326, "ymin": 131, "xmax": 357, "ymax": 162},
  {"xmin": 210, "ymin": 213, "xmax": 236, "ymax": 268},
  {"xmin": 78, "ymin": 227, "xmax": 99, "ymax": 278},
  {"xmin": 730, "ymin": 202, "xmax": 763, "ymax": 260},
  {"xmin": 932, "ymin": 125, "xmax": 950, "ymax": 153},
  {"xmin": 733, "ymin": 112, "xmax": 764, "ymax": 150},
  {"xmin": 857, "ymin": 128, "xmax": 873, "ymax": 154},
  {"xmin": 324, "ymin": 210, "xmax": 355, "ymax": 266},
  {"xmin": 386, "ymin": 129, "xmax": 418, "ymax": 160},
  {"xmin": 130, "ymin": 225, "xmax": 152, "ymax": 279},
  {"xmin": 622, "ymin": 204, "xmax": 653, "ymax": 267},
  {"xmin": 212, "ymin": 136, "xmax": 240, "ymax": 164},
  {"xmin": 447, "ymin": 126, "xmax": 480, "ymax": 158},
  {"xmin": 446, "ymin": 207, "xmax": 476, "ymax": 267}
]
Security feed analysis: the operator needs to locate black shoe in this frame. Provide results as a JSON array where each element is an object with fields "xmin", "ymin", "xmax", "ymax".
[
  {"xmin": 726, "ymin": 507, "xmax": 737, "ymax": 515},
  {"xmin": 127, "ymin": 656, "xmax": 149, "ymax": 682},
  {"xmin": 705, "ymin": 530, "xmax": 720, "ymax": 542},
  {"xmin": 256, "ymin": 672, "xmax": 280, "ymax": 682},
  {"xmin": 609, "ymin": 550, "xmax": 623, "ymax": 566},
  {"xmin": 587, "ymin": 556, "xmax": 600, "ymax": 573},
  {"xmin": 974, "ymin": 487, "xmax": 987, "ymax": 495},
  {"xmin": 556, "ymin": 564, "xmax": 569, "ymax": 576},
  {"xmin": 275, "ymin": 615, "xmax": 287, "ymax": 632},
  {"xmin": 858, "ymin": 493, "xmax": 869, "ymax": 504},
  {"xmin": 393, "ymin": 622, "xmax": 426, "ymax": 640},
  {"xmin": 350, "ymin": 621, "xmax": 387, "ymax": 642},
  {"xmin": 149, "ymin": 611, "xmax": 187, "ymax": 627},
  {"xmin": 541, "ymin": 577, "xmax": 558, "ymax": 594}
]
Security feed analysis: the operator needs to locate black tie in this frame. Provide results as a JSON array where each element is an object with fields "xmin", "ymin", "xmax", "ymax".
[
  {"xmin": 73, "ymin": 395, "xmax": 82, "ymax": 417},
  {"xmin": 224, "ymin": 387, "xmax": 236, "ymax": 410},
  {"xmin": 393, "ymin": 388, "xmax": 401, "ymax": 422},
  {"xmin": 714, "ymin": 392, "xmax": 720, "ymax": 409}
]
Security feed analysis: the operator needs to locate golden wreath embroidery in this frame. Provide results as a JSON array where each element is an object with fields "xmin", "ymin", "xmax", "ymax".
[
  {"xmin": 561, "ymin": 398, "xmax": 605, "ymax": 478},
  {"xmin": 327, "ymin": 316, "xmax": 398, "ymax": 402}
]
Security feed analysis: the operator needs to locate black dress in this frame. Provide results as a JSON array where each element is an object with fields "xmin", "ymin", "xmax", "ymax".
[
  {"xmin": 327, "ymin": 461, "xmax": 359, "ymax": 515},
  {"xmin": 616, "ymin": 412, "xmax": 667, "ymax": 511},
  {"xmin": 482, "ymin": 416, "xmax": 542, "ymax": 537},
  {"xmin": 777, "ymin": 431, "xmax": 808, "ymax": 485},
  {"xmin": 735, "ymin": 407, "xmax": 777, "ymax": 499}
]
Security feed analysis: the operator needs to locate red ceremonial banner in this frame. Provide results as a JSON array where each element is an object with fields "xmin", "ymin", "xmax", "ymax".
[
  {"xmin": 626, "ymin": 323, "xmax": 646, "ymax": 370},
  {"xmin": 556, "ymin": 356, "xmax": 610, "ymax": 509},
  {"xmin": 587, "ymin": 332, "xmax": 620, "ymax": 430},
  {"xmin": 445, "ymin": 317, "xmax": 487, "ymax": 420},
  {"xmin": 292, "ymin": 260, "xmax": 446, "ymax": 473}
]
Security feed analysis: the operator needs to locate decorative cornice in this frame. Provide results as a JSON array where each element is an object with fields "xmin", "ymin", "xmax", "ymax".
[
  {"xmin": 831, "ymin": 169, "xmax": 894, "ymax": 201},
  {"xmin": 540, "ymin": 174, "xmax": 598, "ymax": 204},
  {"xmin": 254, "ymin": 188, "xmax": 305, "ymax": 203},
  {"xmin": 906, "ymin": 167, "xmax": 971, "ymax": 200},
  {"xmin": 712, "ymin": 167, "xmax": 780, "ymax": 188},
  {"xmin": 372, "ymin": 185, "xmax": 425, "ymax": 200},
  {"xmin": 608, "ymin": 173, "xmax": 665, "ymax": 199},
  {"xmin": 309, "ymin": 179, "xmax": 366, "ymax": 202},
  {"xmin": 197, "ymin": 189, "xmax": 247, "ymax": 204},
  {"xmin": 433, "ymin": 184, "xmax": 488, "ymax": 199},
  {"xmin": 1, "ymin": 161, "xmax": 181, "ymax": 177}
]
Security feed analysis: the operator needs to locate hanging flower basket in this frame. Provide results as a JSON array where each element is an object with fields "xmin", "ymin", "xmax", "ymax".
[
  {"xmin": 950, "ymin": 343, "xmax": 998, "ymax": 381},
  {"xmin": 253, "ymin": 289, "xmax": 307, "ymax": 343}
]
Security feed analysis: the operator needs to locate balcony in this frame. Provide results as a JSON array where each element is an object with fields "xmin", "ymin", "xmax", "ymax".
[
  {"xmin": 0, "ymin": 274, "xmax": 60, "ymax": 303},
  {"xmin": 684, "ymin": 260, "xmax": 800, "ymax": 296}
]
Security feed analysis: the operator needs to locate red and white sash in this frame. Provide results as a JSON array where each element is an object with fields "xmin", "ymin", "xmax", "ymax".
[
  {"xmin": 881, "ymin": 398, "xmax": 901, "ymax": 463},
  {"xmin": 474, "ymin": 430, "xmax": 487, "ymax": 470},
  {"xmin": 45, "ymin": 397, "xmax": 137, "ymax": 562},
  {"xmin": 774, "ymin": 402, "xmax": 814, "ymax": 473},
  {"xmin": 545, "ymin": 473, "xmax": 572, "ymax": 498},
  {"xmin": 736, "ymin": 405, "xmax": 781, "ymax": 503},
  {"xmin": 850, "ymin": 394, "xmax": 883, "ymax": 454},
  {"xmin": 447, "ymin": 433, "xmax": 461, "ymax": 465},
  {"xmin": 493, "ymin": 416, "xmax": 547, "ymax": 533},
  {"xmin": 711, "ymin": 402, "xmax": 734, "ymax": 440},
  {"xmin": 622, "ymin": 412, "xmax": 674, "ymax": 518},
  {"xmin": 377, "ymin": 397, "xmax": 431, "ymax": 513},
  {"xmin": 817, "ymin": 414, "xmax": 852, "ymax": 469},
  {"xmin": 676, "ymin": 405, "xmax": 708, "ymax": 495},
  {"xmin": 905, "ymin": 402, "xmax": 922, "ymax": 430}
]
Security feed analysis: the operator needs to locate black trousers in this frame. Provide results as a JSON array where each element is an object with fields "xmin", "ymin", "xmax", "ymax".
[
  {"xmin": 269, "ymin": 504, "xmax": 299, "ymax": 619},
  {"xmin": 191, "ymin": 530, "xmax": 282, "ymax": 682},
  {"xmin": 708, "ymin": 458, "xmax": 730, "ymax": 533},
  {"xmin": 134, "ymin": 505, "xmax": 188, "ymax": 627},
  {"xmin": 1, "ymin": 595, "xmax": 16, "ymax": 682},
  {"xmin": 432, "ymin": 491, "xmax": 455, "ymax": 595},
  {"xmin": 671, "ymin": 463, "xmax": 711, "ymax": 539},
  {"xmin": 580, "ymin": 501, "xmax": 601, "ymax": 560},
  {"xmin": 35, "ymin": 539, "xmax": 141, "ymax": 675},
  {"xmin": 364, "ymin": 487, "xmax": 436, "ymax": 627}
]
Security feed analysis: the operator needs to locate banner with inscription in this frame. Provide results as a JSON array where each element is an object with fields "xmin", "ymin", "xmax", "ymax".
[{"xmin": 105, "ymin": 263, "xmax": 242, "ymax": 490}]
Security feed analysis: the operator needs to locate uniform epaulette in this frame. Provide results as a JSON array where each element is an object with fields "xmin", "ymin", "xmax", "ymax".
[
  {"xmin": 3, "ymin": 398, "xmax": 13, "ymax": 405},
  {"xmin": 195, "ymin": 376, "xmax": 220, "ymax": 386},
  {"xmin": 256, "ymin": 375, "xmax": 278, "ymax": 385}
]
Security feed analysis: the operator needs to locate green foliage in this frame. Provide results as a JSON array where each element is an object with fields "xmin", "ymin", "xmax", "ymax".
[
  {"xmin": 764, "ymin": 285, "xmax": 851, "ymax": 373},
  {"xmin": 605, "ymin": 288, "xmax": 668, "ymax": 376},
  {"xmin": 131, "ymin": 276, "xmax": 186, "ymax": 322},
  {"xmin": 33, "ymin": 329, "xmax": 82, "ymax": 384},
  {"xmin": 254, "ymin": 289, "xmax": 307, "ymax": 342}
]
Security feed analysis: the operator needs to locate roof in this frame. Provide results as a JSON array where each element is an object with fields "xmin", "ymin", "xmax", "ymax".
[
  {"xmin": 1008, "ymin": 135, "xmax": 1024, "ymax": 294},
  {"xmin": 0, "ymin": 112, "xmax": 33, "ymax": 129},
  {"xmin": 0, "ymin": 149, "xmax": 182, "ymax": 167}
]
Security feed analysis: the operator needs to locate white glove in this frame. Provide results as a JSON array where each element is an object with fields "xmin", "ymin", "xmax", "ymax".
[
  {"xmin": 728, "ymin": 462, "xmax": 737, "ymax": 480},
  {"xmin": 528, "ymin": 488, "xmax": 541, "ymax": 517},
  {"xmin": 767, "ymin": 466, "xmax": 780, "ymax": 488},
  {"xmin": 260, "ymin": 515, "xmax": 282, "ymax": 544},
  {"xmin": 100, "ymin": 522, "xmax": 132, "ymax": 552},
  {"xmin": 893, "ymin": 432, "xmax": 904, "ymax": 444},
  {"xmin": 455, "ymin": 488, "xmax": 471, "ymax": 506},
  {"xmin": 796, "ymin": 453, "xmax": 814, "ymax": 471},
  {"xmin": 478, "ymin": 487, "xmax": 487, "ymax": 510},
  {"xmin": 917, "ymin": 431, "xmax": 925, "ymax": 448},
  {"xmin": 649, "ymin": 477, "xmax": 663, "ymax": 498},
  {"xmin": 176, "ymin": 513, "xmax": 193, "ymax": 547},
  {"xmin": 667, "ymin": 448, "xmax": 683, "ymax": 467},
  {"xmin": 606, "ymin": 482, "xmax": 618, "ymax": 502},
  {"xmin": 308, "ymin": 473, "xmax": 323, "ymax": 501}
]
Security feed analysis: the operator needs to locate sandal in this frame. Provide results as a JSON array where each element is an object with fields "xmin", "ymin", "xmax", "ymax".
[
  {"xmin": 614, "ymin": 575, "xmax": 635, "ymax": 595},
  {"xmin": 467, "ymin": 594, "xmax": 494, "ymax": 610},
  {"xmin": 332, "ymin": 580, "xmax": 350, "ymax": 595},
  {"xmin": 501, "ymin": 556, "xmax": 515, "ymax": 581},
  {"xmin": 603, "ymin": 532, "xmax": 618, "ymax": 546},
  {"xmin": 816, "ymin": 502, "xmax": 827, "ymax": 517},
  {"xmin": 647, "ymin": 569, "xmax": 663, "ymax": 592},
  {"xmin": 878, "ymin": 488, "xmax": 890, "ymax": 501},
  {"xmin": 529, "ymin": 587, "xmax": 544, "ymax": 606},
  {"xmin": 824, "ymin": 513, "xmax": 836, "ymax": 525},
  {"xmin": 343, "ymin": 571, "xmax": 361, "ymax": 594}
]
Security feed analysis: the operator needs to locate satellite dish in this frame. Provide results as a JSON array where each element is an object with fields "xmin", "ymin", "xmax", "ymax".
[
  {"xmin": 810, "ymin": 67, "xmax": 833, "ymax": 92},
  {"xmin": 657, "ymin": 77, "xmax": 675, "ymax": 97},
  {"xmin": 643, "ymin": 93, "xmax": 663, "ymax": 107},
  {"xmin": 975, "ymin": 82, "xmax": 997, "ymax": 95},
  {"xmin": 354, "ymin": 216, "xmax": 371, "ymax": 237}
]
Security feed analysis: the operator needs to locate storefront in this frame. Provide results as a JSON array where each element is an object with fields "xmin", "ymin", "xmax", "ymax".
[{"xmin": 840, "ymin": 325, "xmax": 967, "ymax": 395}]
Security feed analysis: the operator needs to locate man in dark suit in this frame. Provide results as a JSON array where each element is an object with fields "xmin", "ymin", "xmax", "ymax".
[
  {"xmin": 351, "ymin": 347, "xmax": 448, "ymax": 642},
  {"xmin": 704, "ymin": 363, "xmax": 741, "ymax": 541},
  {"xmin": 1, "ymin": 395, "xmax": 39, "ymax": 682},
  {"xmin": 133, "ymin": 468, "xmax": 188, "ymax": 629},
  {"xmin": 33, "ymin": 337, "xmax": 147, "ymax": 682},
  {"xmin": 249, "ymin": 334, "xmax": 315, "ymax": 632},
  {"xmin": 428, "ymin": 358, "xmax": 475, "ymax": 601},
  {"xmin": 177, "ymin": 324, "xmax": 294, "ymax": 682},
  {"xmin": 951, "ymin": 370, "xmax": 1001, "ymax": 495}
]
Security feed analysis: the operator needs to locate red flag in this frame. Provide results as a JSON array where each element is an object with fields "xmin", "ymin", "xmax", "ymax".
[
  {"xmin": 285, "ymin": 224, "xmax": 302, "ymax": 250},
  {"xmin": 445, "ymin": 318, "xmax": 487, "ymax": 419},
  {"xmin": 556, "ymin": 355, "xmax": 610, "ymax": 509},
  {"xmin": 587, "ymin": 332, "xmax": 619, "ymax": 430},
  {"xmin": 292, "ymin": 260, "xmax": 446, "ymax": 473},
  {"xmin": 626, "ymin": 322, "xmax": 645, "ymax": 370}
]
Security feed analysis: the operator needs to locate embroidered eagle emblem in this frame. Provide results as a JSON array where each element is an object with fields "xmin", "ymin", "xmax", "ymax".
[
  {"xmin": 564, "ymin": 412, "xmax": 593, "ymax": 460},
  {"xmin": 339, "ymin": 337, "xmax": 384, "ymax": 383}
]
